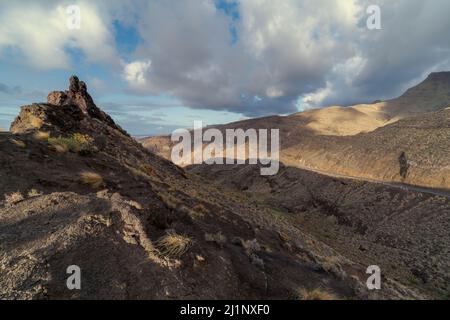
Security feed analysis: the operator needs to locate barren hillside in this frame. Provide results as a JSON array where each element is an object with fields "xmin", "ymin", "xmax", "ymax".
[
  {"xmin": 1, "ymin": 76, "xmax": 400, "ymax": 300},
  {"xmin": 188, "ymin": 162, "xmax": 450, "ymax": 299},
  {"xmin": 289, "ymin": 71, "xmax": 450, "ymax": 136}
]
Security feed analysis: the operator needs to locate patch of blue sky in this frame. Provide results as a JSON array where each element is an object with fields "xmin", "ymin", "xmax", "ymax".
[
  {"xmin": 94, "ymin": 90, "xmax": 241, "ymax": 134},
  {"xmin": 99, "ymin": 97, "xmax": 244, "ymax": 135},
  {"xmin": 215, "ymin": 0, "xmax": 240, "ymax": 44},
  {"xmin": 113, "ymin": 20, "xmax": 143, "ymax": 59},
  {"xmin": 0, "ymin": 97, "xmax": 24, "ymax": 130},
  {"xmin": 65, "ymin": 47, "xmax": 117, "ymax": 78},
  {"xmin": 0, "ymin": 3, "xmax": 247, "ymax": 135},
  {"xmin": 132, "ymin": 106, "xmax": 245, "ymax": 129},
  {"xmin": 215, "ymin": 0, "xmax": 240, "ymax": 20}
]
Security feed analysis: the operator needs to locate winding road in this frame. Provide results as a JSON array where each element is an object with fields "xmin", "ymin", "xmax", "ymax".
[{"xmin": 295, "ymin": 162, "xmax": 450, "ymax": 198}]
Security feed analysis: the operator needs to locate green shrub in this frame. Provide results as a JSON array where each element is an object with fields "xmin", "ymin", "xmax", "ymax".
[{"xmin": 48, "ymin": 133, "xmax": 92, "ymax": 153}]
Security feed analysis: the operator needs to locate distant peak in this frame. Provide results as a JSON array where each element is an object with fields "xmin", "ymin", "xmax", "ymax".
[
  {"xmin": 43, "ymin": 76, "xmax": 127, "ymax": 135},
  {"xmin": 425, "ymin": 71, "xmax": 450, "ymax": 82},
  {"xmin": 393, "ymin": 71, "xmax": 450, "ymax": 114},
  {"xmin": 403, "ymin": 71, "xmax": 450, "ymax": 96}
]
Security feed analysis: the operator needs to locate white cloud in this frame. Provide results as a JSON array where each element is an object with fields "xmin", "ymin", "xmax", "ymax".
[
  {"xmin": 299, "ymin": 82, "xmax": 334, "ymax": 110},
  {"xmin": 2, "ymin": 0, "xmax": 450, "ymax": 116},
  {"xmin": 123, "ymin": 0, "xmax": 366, "ymax": 115},
  {"xmin": 0, "ymin": 0, "xmax": 119, "ymax": 70},
  {"xmin": 123, "ymin": 60, "xmax": 152, "ymax": 88},
  {"xmin": 237, "ymin": 0, "xmax": 362, "ymax": 102}
]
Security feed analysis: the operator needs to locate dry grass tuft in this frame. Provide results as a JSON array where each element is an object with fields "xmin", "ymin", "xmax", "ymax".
[
  {"xmin": 10, "ymin": 139, "xmax": 26, "ymax": 149},
  {"xmin": 48, "ymin": 133, "xmax": 92, "ymax": 153},
  {"xmin": 48, "ymin": 137, "xmax": 71, "ymax": 153},
  {"xmin": 4, "ymin": 191, "xmax": 24, "ymax": 206},
  {"xmin": 80, "ymin": 172, "xmax": 104, "ymax": 188},
  {"xmin": 27, "ymin": 188, "xmax": 43, "ymax": 198},
  {"xmin": 155, "ymin": 232, "xmax": 192, "ymax": 258},
  {"xmin": 53, "ymin": 143, "xmax": 69, "ymax": 153},
  {"xmin": 33, "ymin": 131, "xmax": 50, "ymax": 141},
  {"xmin": 295, "ymin": 287, "xmax": 338, "ymax": 300}
]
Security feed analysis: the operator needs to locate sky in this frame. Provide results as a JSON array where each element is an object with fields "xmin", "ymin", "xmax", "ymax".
[{"xmin": 1, "ymin": 0, "xmax": 450, "ymax": 135}]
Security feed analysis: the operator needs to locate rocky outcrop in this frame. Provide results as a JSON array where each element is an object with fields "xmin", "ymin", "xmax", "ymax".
[
  {"xmin": 47, "ymin": 91, "xmax": 68, "ymax": 106},
  {"xmin": 11, "ymin": 75, "xmax": 127, "ymax": 136},
  {"xmin": 45, "ymin": 75, "xmax": 126, "ymax": 135}
]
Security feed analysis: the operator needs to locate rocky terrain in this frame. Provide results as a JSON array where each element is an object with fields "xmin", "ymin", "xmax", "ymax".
[
  {"xmin": 281, "ymin": 108, "xmax": 450, "ymax": 189},
  {"xmin": 141, "ymin": 72, "xmax": 450, "ymax": 300},
  {"xmin": 1, "ymin": 76, "xmax": 448, "ymax": 300},
  {"xmin": 1, "ymin": 76, "xmax": 418, "ymax": 300},
  {"xmin": 188, "ymin": 162, "xmax": 450, "ymax": 299},
  {"xmin": 143, "ymin": 72, "xmax": 450, "ymax": 190}
]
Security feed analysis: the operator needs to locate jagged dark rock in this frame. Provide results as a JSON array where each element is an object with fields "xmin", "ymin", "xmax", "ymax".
[
  {"xmin": 399, "ymin": 151, "xmax": 409, "ymax": 179},
  {"xmin": 69, "ymin": 75, "xmax": 80, "ymax": 93},
  {"xmin": 45, "ymin": 75, "xmax": 127, "ymax": 136}
]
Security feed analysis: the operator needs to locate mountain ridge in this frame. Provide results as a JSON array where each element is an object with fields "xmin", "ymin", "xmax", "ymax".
[{"xmin": 143, "ymin": 71, "xmax": 450, "ymax": 190}]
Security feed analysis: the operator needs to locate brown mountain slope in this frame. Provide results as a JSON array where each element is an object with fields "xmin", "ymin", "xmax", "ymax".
[
  {"xmin": 144, "ymin": 72, "xmax": 450, "ymax": 156},
  {"xmin": 282, "ymin": 108, "xmax": 450, "ymax": 189},
  {"xmin": 138, "ymin": 72, "xmax": 450, "ymax": 298},
  {"xmin": 1, "ymin": 76, "xmax": 406, "ymax": 300},
  {"xmin": 142, "ymin": 72, "xmax": 450, "ymax": 189},
  {"xmin": 187, "ymin": 162, "xmax": 450, "ymax": 299},
  {"xmin": 289, "ymin": 71, "xmax": 450, "ymax": 136}
]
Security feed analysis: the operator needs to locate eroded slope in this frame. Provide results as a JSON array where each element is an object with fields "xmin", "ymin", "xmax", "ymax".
[{"xmin": 1, "ymin": 77, "xmax": 401, "ymax": 300}]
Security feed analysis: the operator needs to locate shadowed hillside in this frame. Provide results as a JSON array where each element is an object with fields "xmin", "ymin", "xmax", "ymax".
[
  {"xmin": 138, "ymin": 72, "xmax": 450, "ymax": 299},
  {"xmin": 188, "ymin": 162, "xmax": 450, "ymax": 298}
]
